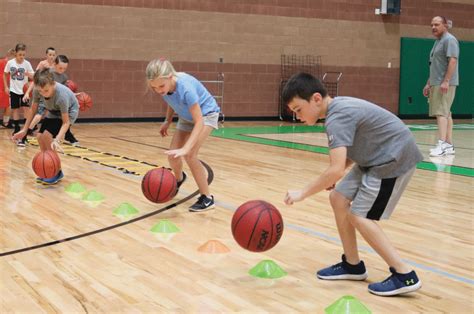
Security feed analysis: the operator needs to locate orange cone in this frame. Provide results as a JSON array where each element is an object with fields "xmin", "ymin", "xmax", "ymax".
[{"xmin": 197, "ymin": 240, "xmax": 230, "ymax": 253}]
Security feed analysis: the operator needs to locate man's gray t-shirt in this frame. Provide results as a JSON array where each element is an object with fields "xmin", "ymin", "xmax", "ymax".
[
  {"xmin": 429, "ymin": 32, "xmax": 459, "ymax": 86},
  {"xmin": 33, "ymin": 83, "xmax": 79, "ymax": 123},
  {"xmin": 325, "ymin": 97, "xmax": 423, "ymax": 178}
]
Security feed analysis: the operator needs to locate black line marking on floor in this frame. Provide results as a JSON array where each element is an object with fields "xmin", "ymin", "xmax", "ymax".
[
  {"xmin": 0, "ymin": 162, "xmax": 213, "ymax": 257},
  {"xmin": 110, "ymin": 136, "xmax": 169, "ymax": 150}
]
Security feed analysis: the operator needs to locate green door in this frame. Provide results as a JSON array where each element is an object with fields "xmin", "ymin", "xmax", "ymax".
[{"xmin": 399, "ymin": 37, "xmax": 473, "ymax": 118}]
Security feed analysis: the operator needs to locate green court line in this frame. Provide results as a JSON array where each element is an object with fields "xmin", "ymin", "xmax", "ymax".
[
  {"xmin": 407, "ymin": 124, "xmax": 474, "ymax": 131},
  {"xmin": 212, "ymin": 125, "xmax": 474, "ymax": 177}
]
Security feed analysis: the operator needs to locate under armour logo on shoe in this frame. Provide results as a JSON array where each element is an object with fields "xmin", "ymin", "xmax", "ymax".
[{"xmin": 405, "ymin": 279, "xmax": 415, "ymax": 285}]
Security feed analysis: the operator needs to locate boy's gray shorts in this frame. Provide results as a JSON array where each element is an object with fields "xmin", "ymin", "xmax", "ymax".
[
  {"xmin": 176, "ymin": 112, "xmax": 219, "ymax": 132},
  {"xmin": 335, "ymin": 166, "xmax": 416, "ymax": 220}
]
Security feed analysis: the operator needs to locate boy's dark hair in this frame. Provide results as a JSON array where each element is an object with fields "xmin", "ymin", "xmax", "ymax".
[
  {"xmin": 34, "ymin": 68, "xmax": 55, "ymax": 87},
  {"xmin": 46, "ymin": 47, "xmax": 55, "ymax": 53},
  {"xmin": 55, "ymin": 54, "xmax": 69, "ymax": 64},
  {"xmin": 282, "ymin": 72, "xmax": 327, "ymax": 105},
  {"xmin": 15, "ymin": 43, "xmax": 27, "ymax": 52}
]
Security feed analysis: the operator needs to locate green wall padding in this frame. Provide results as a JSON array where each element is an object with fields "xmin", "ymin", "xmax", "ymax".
[{"xmin": 399, "ymin": 37, "xmax": 473, "ymax": 117}]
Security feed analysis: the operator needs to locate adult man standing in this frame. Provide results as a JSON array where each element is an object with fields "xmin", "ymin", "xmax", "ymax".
[{"xmin": 423, "ymin": 16, "xmax": 459, "ymax": 157}]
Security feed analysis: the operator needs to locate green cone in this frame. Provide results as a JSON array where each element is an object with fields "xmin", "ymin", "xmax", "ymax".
[
  {"xmin": 65, "ymin": 182, "xmax": 86, "ymax": 193},
  {"xmin": 65, "ymin": 182, "xmax": 86, "ymax": 199},
  {"xmin": 325, "ymin": 295, "xmax": 371, "ymax": 314},
  {"xmin": 113, "ymin": 203, "xmax": 139, "ymax": 217},
  {"xmin": 150, "ymin": 220, "xmax": 180, "ymax": 234},
  {"xmin": 249, "ymin": 260, "xmax": 287, "ymax": 279},
  {"xmin": 82, "ymin": 190, "xmax": 105, "ymax": 201}
]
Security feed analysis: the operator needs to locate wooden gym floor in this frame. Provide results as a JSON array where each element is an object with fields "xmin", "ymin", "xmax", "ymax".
[{"xmin": 0, "ymin": 121, "xmax": 473, "ymax": 313}]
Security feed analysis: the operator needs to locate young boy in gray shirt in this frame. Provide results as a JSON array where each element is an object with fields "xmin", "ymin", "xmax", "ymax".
[
  {"xmin": 282, "ymin": 72, "xmax": 423, "ymax": 297},
  {"xmin": 13, "ymin": 68, "xmax": 79, "ymax": 185}
]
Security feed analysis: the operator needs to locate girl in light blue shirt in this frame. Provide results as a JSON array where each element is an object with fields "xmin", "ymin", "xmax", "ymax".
[{"xmin": 146, "ymin": 58, "xmax": 220, "ymax": 212}]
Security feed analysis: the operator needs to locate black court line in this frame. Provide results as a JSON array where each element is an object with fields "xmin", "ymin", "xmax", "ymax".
[
  {"xmin": 0, "ymin": 161, "xmax": 213, "ymax": 257},
  {"xmin": 111, "ymin": 136, "xmax": 170, "ymax": 150}
]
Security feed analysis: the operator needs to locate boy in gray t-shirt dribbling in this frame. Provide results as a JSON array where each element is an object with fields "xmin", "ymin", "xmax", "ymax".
[
  {"xmin": 282, "ymin": 72, "xmax": 423, "ymax": 297},
  {"xmin": 12, "ymin": 68, "xmax": 79, "ymax": 185}
]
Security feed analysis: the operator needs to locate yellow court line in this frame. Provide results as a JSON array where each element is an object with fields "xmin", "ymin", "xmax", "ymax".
[
  {"xmin": 100, "ymin": 161, "xmax": 145, "ymax": 165},
  {"xmin": 117, "ymin": 165, "xmax": 155, "ymax": 170},
  {"xmin": 80, "ymin": 156, "xmax": 124, "ymax": 161},
  {"xmin": 28, "ymin": 141, "xmax": 160, "ymax": 176},
  {"xmin": 63, "ymin": 148, "xmax": 93, "ymax": 153},
  {"xmin": 67, "ymin": 151, "xmax": 105, "ymax": 155}
]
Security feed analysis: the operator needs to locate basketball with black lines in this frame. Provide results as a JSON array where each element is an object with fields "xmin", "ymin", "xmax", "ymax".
[
  {"xmin": 31, "ymin": 151, "xmax": 61, "ymax": 179},
  {"xmin": 76, "ymin": 92, "xmax": 93, "ymax": 112},
  {"xmin": 141, "ymin": 168, "xmax": 177, "ymax": 203},
  {"xmin": 65, "ymin": 80, "xmax": 78, "ymax": 93},
  {"xmin": 231, "ymin": 200, "xmax": 284, "ymax": 252}
]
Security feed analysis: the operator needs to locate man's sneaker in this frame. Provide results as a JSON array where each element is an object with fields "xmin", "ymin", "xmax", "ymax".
[
  {"xmin": 430, "ymin": 141, "xmax": 455, "ymax": 157},
  {"xmin": 429, "ymin": 142, "xmax": 446, "ymax": 157},
  {"xmin": 189, "ymin": 194, "xmax": 215, "ymax": 212},
  {"xmin": 39, "ymin": 170, "xmax": 64, "ymax": 185},
  {"xmin": 429, "ymin": 140, "xmax": 444, "ymax": 152},
  {"xmin": 70, "ymin": 140, "xmax": 80, "ymax": 147},
  {"xmin": 317, "ymin": 254, "xmax": 368, "ymax": 280},
  {"xmin": 368, "ymin": 267, "xmax": 422, "ymax": 296},
  {"xmin": 444, "ymin": 144, "xmax": 455, "ymax": 155},
  {"xmin": 174, "ymin": 171, "xmax": 187, "ymax": 195}
]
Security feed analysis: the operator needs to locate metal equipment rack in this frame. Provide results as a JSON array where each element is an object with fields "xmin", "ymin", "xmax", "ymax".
[
  {"xmin": 279, "ymin": 55, "xmax": 322, "ymax": 121},
  {"xmin": 322, "ymin": 71, "xmax": 343, "ymax": 97},
  {"xmin": 200, "ymin": 72, "xmax": 225, "ymax": 123}
]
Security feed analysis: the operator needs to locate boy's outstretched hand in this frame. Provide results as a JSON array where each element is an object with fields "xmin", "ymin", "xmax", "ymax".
[
  {"xmin": 51, "ymin": 139, "xmax": 64, "ymax": 153},
  {"xmin": 284, "ymin": 189, "xmax": 304, "ymax": 205}
]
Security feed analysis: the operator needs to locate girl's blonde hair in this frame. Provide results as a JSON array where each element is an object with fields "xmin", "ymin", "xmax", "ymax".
[{"xmin": 146, "ymin": 58, "xmax": 177, "ymax": 81}]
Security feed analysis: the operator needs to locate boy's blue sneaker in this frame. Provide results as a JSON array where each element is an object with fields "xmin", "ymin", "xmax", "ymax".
[
  {"xmin": 38, "ymin": 170, "xmax": 64, "ymax": 185},
  {"xmin": 317, "ymin": 254, "xmax": 368, "ymax": 280},
  {"xmin": 368, "ymin": 267, "xmax": 422, "ymax": 296}
]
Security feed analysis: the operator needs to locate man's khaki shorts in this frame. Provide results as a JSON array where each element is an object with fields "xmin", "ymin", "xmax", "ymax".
[{"xmin": 428, "ymin": 86, "xmax": 456, "ymax": 117}]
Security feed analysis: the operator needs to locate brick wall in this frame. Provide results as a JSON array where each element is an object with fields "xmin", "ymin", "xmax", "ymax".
[{"xmin": 2, "ymin": 0, "xmax": 473, "ymax": 118}]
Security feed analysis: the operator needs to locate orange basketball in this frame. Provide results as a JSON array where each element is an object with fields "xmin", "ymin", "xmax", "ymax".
[
  {"xmin": 231, "ymin": 200, "xmax": 284, "ymax": 252},
  {"xmin": 65, "ymin": 80, "xmax": 78, "ymax": 93},
  {"xmin": 76, "ymin": 92, "xmax": 92, "ymax": 111},
  {"xmin": 141, "ymin": 168, "xmax": 177, "ymax": 203},
  {"xmin": 32, "ymin": 150, "xmax": 61, "ymax": 179}
]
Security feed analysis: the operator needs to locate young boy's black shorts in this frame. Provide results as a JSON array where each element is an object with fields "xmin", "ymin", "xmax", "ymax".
[
  {"xmin": 10, "ymin": 92, "xmax": 29, "ymax": 109},
  {"xmin": 39, "ymin": 118, "xmax": 62, "ymax": 137}
]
